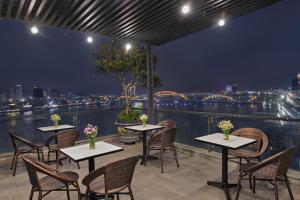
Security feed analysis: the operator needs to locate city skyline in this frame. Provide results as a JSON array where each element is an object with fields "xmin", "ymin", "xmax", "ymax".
[{"xmin": 0, "ymin": 0, "xmax": 299, "ymax": 95}]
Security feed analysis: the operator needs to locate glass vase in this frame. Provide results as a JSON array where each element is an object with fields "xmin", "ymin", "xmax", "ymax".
[
  {"xmin": 89, "ymin": 136, "xmax": 96, "ymax": 149},
  {"xmin": 54, "ymin": 121, "xmax": 58, "ymax": 128},
  {"xmin": 223, "ymin": 130, "xmax": 230, "ymax": 140},
  {"xmin": 142, "ymin": 122, "xmax": 147, "ymax": 127}
]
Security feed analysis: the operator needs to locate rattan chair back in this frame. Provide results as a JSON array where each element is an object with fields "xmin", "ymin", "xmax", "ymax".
[
  {"xmin": 160, "ymin": 128, "xmax": 177, "ymax": 148},
  {"xmin": 104, "ymin": 156, "xmax": 139, "ymax": 192},
  {"xmin": 57, "ymin": 130, "xmax": 80, "ymax": 148},
  {"xmin": 231, "ymin": 128, "xmax": 268, "ymax": 157},
  {"xmin": 276, "ymin": 147, "xmax": 295, "ymax": 177}
]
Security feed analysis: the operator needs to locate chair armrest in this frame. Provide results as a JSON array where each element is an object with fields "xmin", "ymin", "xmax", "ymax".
[
  {"xmin": 243, "ymin": 153, "xmax": 281, "ymax": 174},
  {"xmin": 82, "ymin": 166, "xmax": 105, "ymax": 186},
  {"xmin": 14, "ymin": 135, "xmax": 39, "ymax": 149},
  {"xmin": 44, "ymin": 134, "xmax": 57, "ymax": 148}
]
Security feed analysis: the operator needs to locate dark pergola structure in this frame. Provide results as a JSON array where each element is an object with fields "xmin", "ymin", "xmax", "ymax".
[{"xmin": 0, "ymin": 0, "xmax": 282, "ymax": 118}]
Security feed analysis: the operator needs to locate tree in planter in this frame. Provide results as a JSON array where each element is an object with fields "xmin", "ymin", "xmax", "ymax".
[{"xmin": 94, "ymin": 40, "xmax": 161, "ymax": 122}]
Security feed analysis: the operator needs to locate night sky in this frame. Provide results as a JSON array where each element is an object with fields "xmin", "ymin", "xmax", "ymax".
[{"xmin": 0, "ymin": 0, "xmax": 299, "ymax": 96}]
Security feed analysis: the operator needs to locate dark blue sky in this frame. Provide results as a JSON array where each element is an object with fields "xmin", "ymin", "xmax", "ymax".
[{"xmin": 0, "ymin": 0, "xmax": 299, "ymax": 96}]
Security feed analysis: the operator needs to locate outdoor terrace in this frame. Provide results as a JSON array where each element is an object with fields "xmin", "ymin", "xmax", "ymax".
[{"xmin": 0, "ymin": 136, "xmax": 299, "ymax": 200}]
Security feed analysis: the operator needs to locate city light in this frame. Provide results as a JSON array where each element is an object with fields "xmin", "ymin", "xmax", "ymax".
[
  {"xmin": 86, "ymin": 36, "xmax": 93, "ymax": 43},
  {"xmin": 125, "ymin": 43, "xmax": 132, "ymax": 51},
  {"xmin": 181, "ymin": 4, "xmax": 190, "ymax": 14},
  {"xmin": 30, "ymin": 26, "xmax": 39, "ymax": 34},
  {"xmin": 218, "ymin": 18, "xmax": 226, "ymax": 27}
]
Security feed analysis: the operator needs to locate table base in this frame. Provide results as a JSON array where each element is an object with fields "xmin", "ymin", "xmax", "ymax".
[{"xmin": 207, "ymin": 181, "xmax": 237, "ymax": 200}]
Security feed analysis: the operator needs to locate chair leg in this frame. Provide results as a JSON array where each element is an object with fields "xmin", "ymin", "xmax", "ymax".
[
  {"xmin": 116, "ymin": 193, "xmax": 120, "ymax": 200},
  {"xmin": 56, "ymin": 151, "xmax": 59, "ymax": 169},
  {"xmin": 77, "ymin": 162, "xmax": 80, "ymax": 169},
  {"xmin": 274, "ymin": 182, "xmax": 279, "ymax": 200},
  {"xmin": 75, "ymin": 181, "xmax": 81, "ymax": 200},
  {"xmin": 11, "ymin": 152, "xmax": 16, "ymax": 170},
  {"xmin": 47, "ymin": 150, "xmax": 51, "ymax": 164},
  {"xmin": 29, "ymin": 186, "xmax": 34, "ymax": 200},
  {"xmin": 40, "ymin": 148, "xmax": 44, "ymax": 162},
  {"xmin": 160, "ymin": 148, "xmax": 164, "ymax": 173},
  {"xmin": 38, "ymin": 191, "xmax": 42, "ymax": 200},
  {"xmin": 249, "ymin": 174, "xmax": 253, "ymax": 189},
  {"xmin": 252, "ymin": 176, "xmax": 256, "ymax": 193},
  {"xmin": 66, "ymin": 185, "xmax": 70, "ymax": 200},
  {"xmin": 128, "ymin": 185, "xmax": 134, "ymax": 200},
  {"xmin": 13, "ymin": 153, "xmax": 19, "ymax": 176},
  {"xmin": 284, "ymin": 175, "xmax": 294, "ymax": 200},
  {"xmin": 235, "ymin": 174, "xmax": 243, "ymax": 200},
  {"xmin": 172, "ymin": 146, "xmax": 179, "ymax": 167}
]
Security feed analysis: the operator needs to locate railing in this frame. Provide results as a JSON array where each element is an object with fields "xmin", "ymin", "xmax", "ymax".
[
  {"xmin": 0, "ymin": 107, "xmax": 122, "ymax": 153},
  {"xmin": 0, "ymin": 106, "xmax": 299, "ymax": 170},
  {"xmin": 155, "ymin": 109, "xmax": 300, "ymax": 171}
]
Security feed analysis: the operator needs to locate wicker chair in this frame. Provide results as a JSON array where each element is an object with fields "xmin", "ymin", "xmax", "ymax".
[
  {"xmin": 229, "ymin": 128, "xmax": 268, "ymax": 188},
  {"xmin": 145, "ymin": 127, "xmax": 179, "ymax": 173},
  {"xmin": 56, "ymin": 130, "xmax": 80, "ymax": 169},
  {"xmin": 229, "ymin": 128, "xmax": 269, "ymax": 165},
  {"xmin": 44, "ymin": 133, "xmax": 59, "ymax": 164},
  {"xmin": 235, "ymin": 147, "xmax": 295, "ymax": 200},
  {"xmin": 21, "ymin": 155, "xmax": 81, "ymax": 200},
  {"xmin": 8, "ymin": 131, "xmax": 44, "ymax": 176},
  {"xmin": 149, "ymin": 119, "xmax": 176, "ymax": 139},
  {"xmin": 82, "ymin": 156, "xmax": 139, "ymax": 200}
]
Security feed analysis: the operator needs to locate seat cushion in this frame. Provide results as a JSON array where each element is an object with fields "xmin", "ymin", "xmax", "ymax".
[{"xmin": 39, "ymin": 171, "xmax": 78, "ymax": 191}]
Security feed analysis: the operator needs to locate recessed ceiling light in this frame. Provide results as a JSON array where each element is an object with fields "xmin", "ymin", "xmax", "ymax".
[
  {"xmin": 30, "ymin": 26, "xmax": 39, "ymax": 34},
  {"xmin": 218, "ymin": 19, "xmax": 226, "ymax": 27},
  {"xmin": 181, "ymin": 4, "xmax": 190, "ymax": 15},
  {"xmin": 125, "ymin": 43, "xmax": 132, "ymax": 51},
  {"xmin": 86, "ymin": 36, "xmax": 93, "ymax": 43}
]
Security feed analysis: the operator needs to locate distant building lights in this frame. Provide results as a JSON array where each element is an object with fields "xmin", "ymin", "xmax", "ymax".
[
  {"xmin": 30, "ymin": 26, "xmax": 39, "ymax": 34},
  {"xmin": 218, "ymin": 18, "xmax": 226, "ymax": 27},
  {"xmin": 181, "ymin": 4, "xmax": 190, "ymax": 14},
  {"xmin": 86, "ymin": 36, "xmax": 93, "ymax": 43},
  {"xmin": 125, "ymin": 43, "xmax": 132, "ymax": 51}
]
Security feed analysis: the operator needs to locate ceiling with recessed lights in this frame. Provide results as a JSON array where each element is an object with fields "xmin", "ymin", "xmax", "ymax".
[{"xmin": 0, "ymin": 0, "xmax": 282, "ymax": 45}]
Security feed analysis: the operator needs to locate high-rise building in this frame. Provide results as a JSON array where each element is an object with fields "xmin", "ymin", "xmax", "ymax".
[
  {"xmin": 15, "ymin": 84, "xmax": 22, "ymax": 99},
  {"xmin": 291, "ymin": 73, "xmax": 300, "ymax": 90},
  {"xmin": 51, "ymin": 89, "xmax": 60, "ymax": 97},
  {"xmin": 33, "ymin": 86, "xmax": 44, "ymax": 98},
  {"xmin": 232, "ymin": 84, "xmax": 238, "ymax": 93}
]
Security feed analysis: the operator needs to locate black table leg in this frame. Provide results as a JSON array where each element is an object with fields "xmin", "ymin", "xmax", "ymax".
[
  {"xmin": 88, "ymin": 157, "xmax": 95, "ymax": 173},
  {"xmin": 139, "ymin": 131, "xmax": 147, "ymax": 165},
  {"xmin": 207, "ymin": 147, "xmax": 237, "ymax": 200}
]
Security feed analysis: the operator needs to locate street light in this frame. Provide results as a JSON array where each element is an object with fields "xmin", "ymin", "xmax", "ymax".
[{"xmin": 30, "ymin": 26, "xmax": 39, "ymax": 34}]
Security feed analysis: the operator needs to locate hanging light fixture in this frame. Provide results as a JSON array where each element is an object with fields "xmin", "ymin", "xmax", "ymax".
[{"xmin": 181, "ymin": 4, "xmax": 191, "ymax": 15}]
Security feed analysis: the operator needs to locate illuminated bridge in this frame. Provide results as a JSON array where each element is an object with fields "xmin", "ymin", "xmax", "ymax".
[
  {"xmin": 154, "ymin": 91, "xmax": 189, "ymax": 100},
  {"xmin": 202, "ymin": 94, "xmax": 234, "ymax": 101}
]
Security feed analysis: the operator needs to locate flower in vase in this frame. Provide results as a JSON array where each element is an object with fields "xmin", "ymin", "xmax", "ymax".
[
  {"xmin": 139, "ymin": 114, "xmax": 148, "ymax": 125},
  {"xmin": 84, "ymin": 124, "xmax": 98, "ymax": 138}
]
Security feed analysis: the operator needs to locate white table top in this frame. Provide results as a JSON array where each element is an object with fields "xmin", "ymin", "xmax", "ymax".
[
  {"xmin": 195, "ymin": 133, "xmax": 256, "ymax": 150},
  {"xmin": 60, "ymin": 141, "xmax": 123, "ymax": 161},
  {"xmin": 37, "ymin": 124, "xmax": 75, "ymax": 132},
  {"xmin": 124, "ymin": 124, "xmax": 164, "ymax": 132}
]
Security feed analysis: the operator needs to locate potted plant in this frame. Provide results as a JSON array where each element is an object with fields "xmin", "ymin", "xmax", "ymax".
[{"xmin": 94, "ymin": 40, "xmax": 161, "ymax": 144}]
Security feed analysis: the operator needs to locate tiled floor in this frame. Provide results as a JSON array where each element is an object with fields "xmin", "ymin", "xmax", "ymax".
[{"xmin": 0, "ymin": 137, "xmax": 299, "ymax": 200}]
